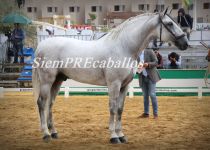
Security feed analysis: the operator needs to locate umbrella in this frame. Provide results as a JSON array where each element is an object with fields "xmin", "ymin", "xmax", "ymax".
[{"xmin": 1, "ymin": 13, "xmax": 32, "ymax": 24}]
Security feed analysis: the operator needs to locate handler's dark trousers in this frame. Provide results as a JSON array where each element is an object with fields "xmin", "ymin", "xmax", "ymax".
[{"xmin": 13, "ymin": 42, "xmax": 24, "ymax": 63}]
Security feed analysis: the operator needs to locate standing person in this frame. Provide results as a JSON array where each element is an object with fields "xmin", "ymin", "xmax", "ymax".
[
  {"xmin": 153, "ymin": 48, "xmax": 164, "ymax": 69},
  {"xmin": 11, "ymin": 23, "xmax": 25, "ymax": 63},
  {"xmin": 137, "ymin": 49, "xmax": 161, "ymax": 119},
  {"xmin": 177, "ymin": 8, "xmax": 193, "ymax": 40},
  {"xmin": 167, "ymin": 52, "xmax": 181, "ymax": 69}
]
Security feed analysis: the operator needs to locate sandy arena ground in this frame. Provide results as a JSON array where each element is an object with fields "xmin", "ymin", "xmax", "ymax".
[{"xmin": 0, "ymin": 92, "xmax": 210, "ymax": 150}]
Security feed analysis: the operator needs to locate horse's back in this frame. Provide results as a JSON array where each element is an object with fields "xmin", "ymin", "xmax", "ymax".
[{"xmin": 36, "ymin": 37, "xmax": 101, "ymax": 58}]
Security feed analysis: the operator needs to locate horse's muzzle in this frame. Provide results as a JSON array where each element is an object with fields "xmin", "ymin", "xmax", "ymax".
[{"xmin": 174, "ymin": 36, "xmax": 188, "ymax": 50}]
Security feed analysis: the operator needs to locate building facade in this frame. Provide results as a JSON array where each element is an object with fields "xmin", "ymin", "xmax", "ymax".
[{"xmin": 20, "ymin": 0, "xmax": 210, "ymax": 27}]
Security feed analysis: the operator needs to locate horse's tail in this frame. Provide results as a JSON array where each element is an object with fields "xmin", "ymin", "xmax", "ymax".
[{"xmin": 32, "ymin": 68, "xmax": 40, "ymax": 101}]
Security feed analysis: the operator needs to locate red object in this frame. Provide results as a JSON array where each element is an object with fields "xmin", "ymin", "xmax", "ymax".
[{"xmin": 67, "ymin": 25, "xmax": 92, "ymax": 30}]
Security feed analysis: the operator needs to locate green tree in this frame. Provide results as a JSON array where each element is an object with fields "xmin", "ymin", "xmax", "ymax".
[{"xmin": 88, "ymin": 13, "xmax": 97, "ymax": 25}]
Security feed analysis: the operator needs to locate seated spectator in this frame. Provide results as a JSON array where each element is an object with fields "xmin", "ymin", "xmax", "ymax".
[
  {"xmin": 45, "ymin": 26, "xmax": 54, "ymax": 35},
  {"xmin": 177, "ymin": 8, "xmax": 193, "ymax": 40},
  {"xmin": 206, "ymin": 48, "xmax": 210, "ymax": 62},
  {"xmin": 167, "ymin": 52, "xmax": 181, "ymax": 69},
  {"xmin": 153, "ymin": 48, "xmax": 163, "ymax": 69}
]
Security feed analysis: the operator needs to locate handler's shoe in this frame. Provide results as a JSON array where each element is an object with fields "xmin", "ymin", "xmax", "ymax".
[
  {"xmin": 154, "ymin": 114, "xmax": 158, "ymax": 119},
  {"xmin": 138, "ymin": 113, "xmax": 149, "ymax": 118}
]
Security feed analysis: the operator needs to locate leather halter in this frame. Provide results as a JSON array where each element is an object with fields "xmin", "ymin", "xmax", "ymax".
[{"xmin": 159, "ymin": 14, "xmax": 185, "ymax": 43}]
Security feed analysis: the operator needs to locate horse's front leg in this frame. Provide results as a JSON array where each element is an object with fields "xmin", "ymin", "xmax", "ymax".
[
  {"xmin": 115, "ymin": 85, "xmax": 129, "ymax": 143},
  {"xmin": 108, "ymin": 82, "xmax": 121, "ymax": 144}
]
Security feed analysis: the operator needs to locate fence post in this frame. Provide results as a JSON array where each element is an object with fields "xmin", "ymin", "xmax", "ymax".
[
  {"xmin": 198, "ymin": 86, "xmax": 202, "ymax": 99},
  {"xmin": 0, "ymin": 87, "xmax": 4, "ymax": 98},
  {"xmin": 128, "ymin": 85, "xmax": 134, "ymax": 99},
  {"xmin": 64, "ymin": 86, "xmax": 69, "ymax": 98}
]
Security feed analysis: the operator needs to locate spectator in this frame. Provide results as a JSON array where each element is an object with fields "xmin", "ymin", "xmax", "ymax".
[
  {"xmin": 206, "ymin": 48, "xmax": 210, "ymax": 62},
  {"xmin": 177, "ymin": 8, "xmax": 193, "ymax": 40},
  {"xmin": 45, "ymin": 26, "xmax": 54, "ymax": 35},
  {"xmin": 153, "ymin": 48, "xmax": 164, "ymax": 69},
  {"xmin": 167, "ymin": 52, "xmax": 181, "ymax": 69},
  {"xmin": 137, "ymin": 49, "xmax": 161, "ymax": 119},
  {"xmin": 11, "ymin": 23, "xmax": 25, "ymax": 63}
]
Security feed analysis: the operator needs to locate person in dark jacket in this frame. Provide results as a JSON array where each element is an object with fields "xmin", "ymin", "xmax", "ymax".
[
  {"xmin": 11, "ymin": 23, "xmax": 25, "ymax": 63},
  {"xmin": 206, "ymin": 48, "xmax": 210, "ymax": 62},
  {"xmin": 177, "ymin": 8, "xmax": 193, "ymax": 40},
  {"xmin": 167, "ymin": 52, "xmax": 181, "ymax": 69},
  {"xmin": 153, "ymin": 48, "xmax": 164, "ymax": 69}
]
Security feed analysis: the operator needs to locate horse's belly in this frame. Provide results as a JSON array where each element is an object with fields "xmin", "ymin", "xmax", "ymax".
[{"xmin": 62, "ymin": 68, "xmax": 107, "ymax": 86}]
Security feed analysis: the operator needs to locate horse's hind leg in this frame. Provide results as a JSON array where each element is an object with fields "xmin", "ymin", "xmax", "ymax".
[
  {"xmin": 115, "ymin": 85, "xmax": 129, "ymax": 143},
  {"xmin": 37, "ymin": 83, "xmax": 52, "ymax": 142},
  {"xmin": 48, "ymin": 79, "xmax": 62, "ymax": 139}
]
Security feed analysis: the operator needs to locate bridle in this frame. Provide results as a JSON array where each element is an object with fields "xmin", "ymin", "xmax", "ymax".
[{"xmin": 159, "ymin": 14, "xmax": 185, "ymax": 43}]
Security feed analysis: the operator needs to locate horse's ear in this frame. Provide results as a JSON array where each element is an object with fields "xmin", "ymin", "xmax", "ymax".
[{"xmin": 163, "ymin": 6, "xmax": 169, "ymax": 16}]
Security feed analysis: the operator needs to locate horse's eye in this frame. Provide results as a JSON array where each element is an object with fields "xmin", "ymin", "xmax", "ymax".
[{"xmin": 167, "ymin": 22, "xmax": 173, "ymax": 26}]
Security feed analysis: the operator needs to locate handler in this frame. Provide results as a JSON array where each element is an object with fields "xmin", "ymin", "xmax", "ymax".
[{"xmin": 137, "ymin": 49, "xmax": 161, "ymax": 119}]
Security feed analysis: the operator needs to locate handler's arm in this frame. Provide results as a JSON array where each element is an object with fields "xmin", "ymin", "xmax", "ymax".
[{"xmin": 146, "ymin": 50, "xmax": 158, "ymax": 68}]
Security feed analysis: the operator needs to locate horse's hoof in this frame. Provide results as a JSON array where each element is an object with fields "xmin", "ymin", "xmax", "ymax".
[
  {"xmin": 119, "ymin": 136, "xmax": 128, "ymax": 143},
  {"xmin": 51, "ymin": 133, "xmax": 58, "ymax": 139},
  {"xmin": 43, "ymin": 135, "xmax": 51, "ymax": 142},
  {"xmin": 110, "ymin": 137, "xmax": 121, "ymax": 144}
]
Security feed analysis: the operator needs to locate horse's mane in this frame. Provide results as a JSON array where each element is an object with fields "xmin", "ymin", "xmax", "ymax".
[{"xmin": 107, "ymin": 13, "xmax": 157, "ymax": 40}]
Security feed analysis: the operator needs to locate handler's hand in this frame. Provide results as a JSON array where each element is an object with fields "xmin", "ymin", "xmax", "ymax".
[{"xmin": 143, "ymin": 63, "xmax": 149, "ymax": 68}]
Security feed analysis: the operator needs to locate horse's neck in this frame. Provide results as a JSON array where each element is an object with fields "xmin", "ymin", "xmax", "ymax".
[{"xmin": 118, "ymin": 15, "xmax": 159, "ymax": 59}]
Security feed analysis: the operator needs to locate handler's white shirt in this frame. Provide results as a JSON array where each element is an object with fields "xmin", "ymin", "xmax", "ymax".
[{"xmin": 139, "ymin": 50, "xmax": 148, "ymax": 77}]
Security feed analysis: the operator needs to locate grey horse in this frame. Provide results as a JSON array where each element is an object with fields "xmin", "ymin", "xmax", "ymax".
[{"xmin": 32, "ymin": 9, "xmax": 188, "ymax": 143}]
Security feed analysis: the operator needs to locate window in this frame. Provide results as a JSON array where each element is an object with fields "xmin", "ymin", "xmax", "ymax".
[
  {"xmin": 138, "ymin": 4, "xmax": 144, "ymax": 11},
  {"xmin": 138, "ymin": 4, "xmax": 150, "ymax": 11},
  {"xmin": 34, "ymin": 7, "xmax": 37, "ymax": 12},
  {"xmin": 47, "ymin": 7, "xmax": 52, "ymax": 12},
  {"xmin": 172, "ymin": 3, "xmax": 179, "ymax": 9},
  {"xmin": 69, "ymin": 6, "xmax": 74, "ymax": 12},
  {"xmin": 114, "ymin": 5, "xmax": 120, "ymax": 11},
  {"xmin": 203, "ymin": 3, "xmax": 210, "ymax": 9},
  {"xmin": 69, "ymin": 6, "xmax": 80, "ymax": 12},
  {"xmin": 114, "ymin": 5, "xmax": 125, "ymax": 11},
  {"xmin": 27, "ymin": 7, "xmax": 32, "ymax": 12},
  {"xmin": 91, "ymin": 6, "xmax": 102, "ymax": 12},
  {"xmin": 156, "ymin": 4, "xmax": 164, "ymax": 11},
  {"xmin": 54, "ymin": 7, "xmax": 57, "ymax": 12},
  {"xmin": 91, "ymin": 6, "xmax": 97, "ymax": 12}
]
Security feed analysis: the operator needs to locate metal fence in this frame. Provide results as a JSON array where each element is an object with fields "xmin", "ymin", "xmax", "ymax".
[{"xmin": 37, "ymin": 34, "xmax": 93, "ymax": 44}]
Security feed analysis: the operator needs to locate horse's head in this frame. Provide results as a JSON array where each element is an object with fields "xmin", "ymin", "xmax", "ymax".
[{"xmin": 158, "ymin": 8, "xmax": 188, "ymax": 50}]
